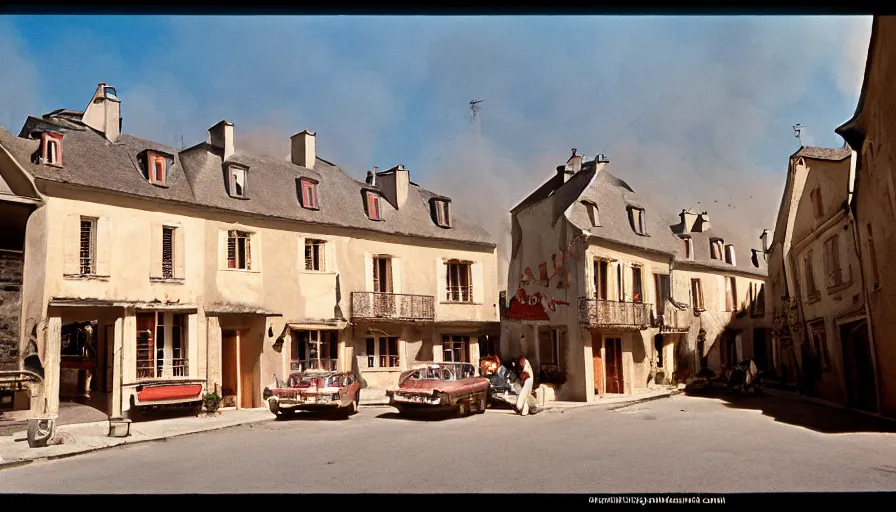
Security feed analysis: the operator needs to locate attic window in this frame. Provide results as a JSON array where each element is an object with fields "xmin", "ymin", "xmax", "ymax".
[
  {"xmin": 300, "ymin": 178, "xmax": 319, "ymax": 209},
  {"xmin": 710, "ymin": 238, "xmax": 724, "ymax": 260},
  {"xmin": 582, "ymin": 200, "xmax": 600, "ymax": 227},
  {"xmin": 433, "ymin": 199, "xmax": 451, "ymax": 228},
  {"xmin": 138, "ymin": 150, "xmax": 172, "ymax": 186},
  {"xmin": 229, "ymin": 166, "xmax": 248, "ymax": 198},
  {"xmin": 683, "ymin": 236, "xmax": 694, "ymax": 260},
  {"xmin": 725, "ymin": 244, "xmax": 736, "ymax": 266},
  {"xmin": 366, "ymin": 191, "xmax": 383, "ymax": 221},
  {"xmin": 41, "ymin": 132, "xmax": 63, "ymax": 166},
  {"xmin": 104, "ymin": 86, "xmax": 117, "ymax": 98},
  {"xmin": 752, "ymin": 249, "xmax": 761, "ymax": 268},
  {"xmin": 628, "ymin": 206, "xmax": 646, "ymax": 235}
]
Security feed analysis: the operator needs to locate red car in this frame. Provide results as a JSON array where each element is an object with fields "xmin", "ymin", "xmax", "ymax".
[
  {"xmin": 263, "ymin": 370, "xmax": 360, "ymax": 418},
  {"xmin": 386, "ymin": 362, "xmax": 490, "ymax": 416}
]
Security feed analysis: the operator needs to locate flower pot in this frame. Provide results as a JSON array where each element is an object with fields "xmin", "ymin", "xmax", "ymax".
[{"xmin": 204, "ymin": 399, "xmax": 220, "ymax": 413}]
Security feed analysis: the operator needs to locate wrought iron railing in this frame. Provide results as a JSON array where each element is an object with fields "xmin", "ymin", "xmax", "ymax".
[
  {"xmin": 290, "ymin": 358, "xmax": 338, "ymax": 372},
  {"xmin": 655, "ymin": 302, "xmax": 691, "ymax": 333},
  {"xmin": 578, "ymin": 298, "xmax": 651, "ymax": 329},
  {"xmin": 350, "ymin": 291, "xmax": 435, "ymax": 321}
]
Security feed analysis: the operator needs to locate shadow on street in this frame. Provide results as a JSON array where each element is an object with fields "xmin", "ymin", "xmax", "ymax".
[
  {"xmin": 685, "ymin": 388, "xmax": 896, "ymax": 434},
  {"xmin": 274, "ymin": 410, "xmax": 352, "ymax": 422},
  {"xmin": 376, "ymin": 409, "xmax": 464, "ymax": 422}
]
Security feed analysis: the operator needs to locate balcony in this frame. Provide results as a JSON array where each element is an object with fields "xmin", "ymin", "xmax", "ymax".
[
  {"xmin": 578, "ymin": 298, "xmax": 651, "ymax": 330},
  {"xmin": 350, "ymin": 292, "xmax": 435, "ymax": 322},
  {"xmin": 655, "ymin": 302, "xmax": 691, "ymax": 333}
]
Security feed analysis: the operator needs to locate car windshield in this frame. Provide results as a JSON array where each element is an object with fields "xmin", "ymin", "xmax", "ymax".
[
  {"xmin": 404, "ymin": 363, "xmax": 476, "ymax": 382},
  {"xmin": 283, "ymin": 373, "xmax": 349, "ymax": 388}
]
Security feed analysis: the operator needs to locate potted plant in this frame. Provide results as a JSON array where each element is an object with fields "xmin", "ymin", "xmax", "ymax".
[{"xmin": 203, "ymin": 385, "xmax": 222, "ymax": 414}]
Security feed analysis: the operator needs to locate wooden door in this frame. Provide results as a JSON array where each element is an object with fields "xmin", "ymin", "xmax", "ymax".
[
  {"xmin": 605, "ymin": 337, "xmax": 623, "ymax": 394},
  {"xmin": 221, "ymin": 331, "xmax": 239, "ymax": 406},
  {"xmin": 103, "ymin": 325, "xmax": 114, "ymax": 393},
  {"xmin": 591, "ymin": 331, "xmax": 603, "ymax": 396}
]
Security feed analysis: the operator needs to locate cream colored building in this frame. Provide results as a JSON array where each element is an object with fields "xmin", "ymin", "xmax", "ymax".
[
  {"xmin": 501, "ymin": 151, "xmax": 769, "ymax": 402},
  {"xmin": 0, "ymin": 83, "xmax": 499, "ymax": 432}
]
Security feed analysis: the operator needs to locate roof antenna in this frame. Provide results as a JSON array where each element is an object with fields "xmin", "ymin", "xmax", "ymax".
[{"xmin": 793, "ymin": 123, "xmax": 805, "ymax": 146}]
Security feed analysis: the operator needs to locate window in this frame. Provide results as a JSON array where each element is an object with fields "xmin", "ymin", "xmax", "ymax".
[
  {"xmin": 151, "ymin": 155, "xmax": 167, "ymax": 185},
  {"xmin": 725, "ymin": 244, "xmax": 736, "ymax": 265},
  {"xmin": 442, "ymin": 335, "xmax": 470, "ymax": 362},
  {"xmin": 867, "ymin": 223, "xmax": 880, "ymax": 289},
  {"xmin": 365, "ymin": 336, "xmax": 399, "ymax": 368},
  {"xmin": 582, "ymin": 200, "xmax": 600, "ymax": 227},
  {"xmin": 810, "ymin": 187, "xmax": 824, "ymax": 219},
  {"xmin": 725, "ymin": 276, "xmax": 737, "ymax": 312},
  {"xmin": 691, "ymin": 278, "xmax": 705, "ymax": 311},
  {"xmin": 304, "ymin": 239, "xmax": 326, "ymax": 271},
  {"xmin": 229, "ymin": 167, "xmax": 247, "ymax": 198},
  {"xmin": 628, "ymin": 206, "xmax": 646, "ymax": 235},
  {"xmin": 79, "ymin": 217, "xmax": 97, "ymax": 275},
  {"xmin": 683, "ymin": 237, "xmax": 694, "ymax": 260},
  {"xmin": 434, "ymin": 199, "xmax": 451, "ymax": 227},
  {"xmin": 537, "ymin": 328, "xmax": 565, "ymax": 369},
  {"xmin": 300, "ymin": 178, "xmax": 318, "ymax": 209},
  {"xmin": 478, "ymin": 335, "xmax": 499, "ymax": 359},
  {"xmin": 749, "ymin": 282, "xmax": 766, "ymax": 316},
  {"xmin": 366, "ymin": 192, "xmax": 383, "ymax": 220},
  {"xmin": 291, "ymin": 330, "xmax": 336, "ymax": 371},
  {"xmin": 631, "ymin": 266, "xmax": 643, "ymax": 303},
  {"xmin": 162, "ymin": 226, "xmax": 175, "ymax": 279},
  {"xmin": 446, "ymin": 260, "xmax": 473, "ymax": 302},
  {"xmin": 372, "ymin": 256, "xmax": 393, "ymax": 293},
  {"xmin": 710, "ymin": 238, "xmax": 724, "ymax": 260},
  {"xmin": 616, "ymin": 264, "xmax": 624, "ymax": 301},
  {"xmin": 808, "ymin": 320, "xmax": 830, "ymax": 371},
  {"xmin": 654, "ymin": 274, "xmax": 671, "ymax": 310},
  {"xmin": 226, "ymin": 230, "xmax": 251, "ymax": 270},
  {"xmin": 593, "ymin": 259, "xmax": 608, "ymax": 300},
  {"xmin": 41, "ymin": 132, "xmax": 63, "ymax": 165},
  {"xmin": 136, "ymin": 312, "xmax": 188, "ymax": 379},
  {"xmin": 823, "ymin": 234, "xmax": 842, "ymax": 289},
  {"xmin": 804, "ymin": 251, "xmax": 818, "ymax": 299}
]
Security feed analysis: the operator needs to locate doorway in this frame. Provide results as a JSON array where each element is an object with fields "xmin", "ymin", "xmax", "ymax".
[
  {"xmin": 221, "ymin": 331, "xmax": 239, "ymax": 408},
  {"xmin": 839, "ymin": 319, "xmax": 877, "ymax": 412},
  {"xmin": 591, "ymin": 331, "xmax": 603, "ymax": 396},
  {"xmin": 604, "ymin": 337, "xmax": 623, "ymax": 394},
  {"xmin": 753, "ymin": 328, "xmax": 769, "ymax": 370}
]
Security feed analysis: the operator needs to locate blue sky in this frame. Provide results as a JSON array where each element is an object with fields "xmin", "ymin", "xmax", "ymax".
[{"xmin": 0, "ymin": 15, "xmax": 873, "ymax": 268}]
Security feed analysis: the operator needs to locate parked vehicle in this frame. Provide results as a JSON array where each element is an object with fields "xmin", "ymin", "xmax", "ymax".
[
  {"xmin": 481, "ymin": 363, "xmax": 539, "ymax": 413},
  {"xmin": 263, "ymin": 370, "xmax": 360, "ymax": 418},
  {"xmin": 386, "ymin": 362, "xmax": 490, "ymax": 417}
]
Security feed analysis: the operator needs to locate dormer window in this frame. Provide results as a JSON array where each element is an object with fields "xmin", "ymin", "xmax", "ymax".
[
  {"xmin": 433, "ymin": 199, "xmax": 451, "ymax": 228},
  {"xmin": 710, "ymin": 238, "xmax": 724, "ymax": 260},
  {"xmin": 683, "ymin": 236, "xmax": 694, "ymax": 259},
  {"xmin": 299, "ymin": 178, "xmax": 319, "ymax": 209},
  {"xmin": 582, "ymin": 200, "xmax": 600, "ymax": 227},
  {"xmin": 366, "ymin": 191, "xmax": 383, "ymax": 221},
  {"xmin": 725, "ymin": 244, "xmax": 736, "ymax": 265},
  {"xmin": 628, "ymin": 206, "xmax": 646, "ymax": 235},
  {"xmin": 137, "ymin": 150, "xmax": 173, "ymax": 186},
  {"xmin": 229, "ymin": 165, "xmax": 248, "ymax": 198},
  {"xmin": 40, "ymin": 132, "xmax": 63, "ymax": 166},
  {"xmin": 151, "ymin": 155, "xmax": 166, "ymax": 185}
]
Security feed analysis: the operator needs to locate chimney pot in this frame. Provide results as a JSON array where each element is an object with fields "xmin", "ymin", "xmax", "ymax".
[
  {"xmin": 208, "ymin": 121, "xmax": 235, "ymax": 161},
  {"xmin": 290, "ymin": 130, "xmax": 316, "ymax": 168},
  {"xmin": 82, "ymin": 82, "xmax": 121, "ymax": 142}
]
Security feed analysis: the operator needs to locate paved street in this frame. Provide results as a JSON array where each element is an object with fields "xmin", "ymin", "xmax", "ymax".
[{"xmin": 2, "ymin": 393, "xmax": 896, "ymax": 493}]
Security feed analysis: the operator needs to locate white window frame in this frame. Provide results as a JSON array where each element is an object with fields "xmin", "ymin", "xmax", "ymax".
[
  {"xmin": 691, "ymin": 278, "xmax": 705, "ymax": 311},
  {"xmin": 364, "ymin": 336, "xmax": 400, "ymax": 369},
  {"xmin": 725, "ymin": 244, "xmax": 736, "ymax": 266},
  {"xmin": 79, "ymin": 217, "xmax": 98, "ymax": 275},
  {"xmin": 136, "ymin": 311, "xmax": 189, "ymax": 380},
  {"xmin": 684, "ymin": 236, "xmax": 694, "ymax": 260},
  {"xmin": 229, "ymin": 166, "xmax": 248, "ymax": 198},
  {"xmin": 445, "ymin": 260, "xmax": 473, "ymax": 302},
  {"xmin": 226, "ymin": 230, "xmax": 252, "ymax": 270},
  {"xmin": 162, "ymin": 225, "xmax": 176, "ymax": 279},
  {"xmin": 442, "ymin": 335, "xmax": 469, "ymax": 362},
  {"xmin": 304, "ymin": 238, "xmax": 327, "ymax": 272},
  {"xmin": 629, "ymin": 206, "xmax": 646, "ymax": 235},
  {"xmin": 434, "ymin": 200, "xmax": 451, "ymax": 227}
]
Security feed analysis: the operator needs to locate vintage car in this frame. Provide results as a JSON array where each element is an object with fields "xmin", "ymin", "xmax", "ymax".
[
  {"xmin": 386, "ymin": 362, "xmax": 490, "ymax": 416},
  {"xmin": 262, "ymin": 370, "xmax": 360, "ymax": 418},
  {"xmin": 479, "ymin": 356, "xmax": 539, "ymax": 413}
]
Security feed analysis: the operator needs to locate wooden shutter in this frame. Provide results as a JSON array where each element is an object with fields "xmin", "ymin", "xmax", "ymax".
[
  {"xmin": 95, "ymin": 217, "xmax": 111, "ymax": 276},
  {"xmin": 384, "ymin": 258, "xmax": 393, "ymax": 293},
  {"xmin": 63, "ymin": 213, "xmax": 80, "ymax": 275},
  {"xmin": 471, "ymin": 262, "xmax": 483, "ymax": 303},
  {"xmin": 391, "ymin": 257, "xmax": 402, "ymax": 293},
  {"xmin": 150, "ymin": 223, "xmax": 163, "ymax": 278},
  {"xmin": 174, "ymin": 226, "xmax": 185, "ymax": 278},
  {"xmin": 226, "ymin": 230, "xmax": 236, "ymax": 268},
  {"xmin": 244, "ymin": 233, "xmax": 252, "ymax": 270}
]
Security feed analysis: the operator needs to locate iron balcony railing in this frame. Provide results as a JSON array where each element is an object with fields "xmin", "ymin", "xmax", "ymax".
[
  {"xmin": 290, "ymin": 358, "xmax": 339, "ymax": 372},
  {"xmin": 350, "ymin": 291, "xmax": 435, "ymax": 322},
  {"xmin": 655, "ymin": 302, "xmax": 691, "ymax": 333},
  {"xmin": 578, "ymin": 298, "xmax": 651, "ymax": 329}
]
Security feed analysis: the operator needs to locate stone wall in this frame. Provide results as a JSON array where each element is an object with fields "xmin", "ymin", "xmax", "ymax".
[{"xmin": 0, "ymin": 251, "xmax": 23, "ymax": 370}]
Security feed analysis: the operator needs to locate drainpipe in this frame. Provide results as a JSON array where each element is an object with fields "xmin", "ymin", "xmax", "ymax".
[{"xmin": 845, "ymin": 148, "xmax": 883, "ymax": 414}]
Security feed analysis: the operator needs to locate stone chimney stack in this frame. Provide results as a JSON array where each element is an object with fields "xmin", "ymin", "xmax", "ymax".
[
  {"xmin": 82, "ymin": 82, "xmax": 121, "ymax": 142},
  {"xmin": 290, "ymin": 130, "xmax": 316, "ymax": 168},
  {"xmin": 695, "ymin": 211, "xmax": 711, "ymax": 232},
  {"xmin": 377, "ymin": 165, "xmax": 410, "ymax": 209},
  {"xmin": 680, "ymin": 209, "xmax": 699, "ymax": 233},
  {"xmin": 208, "ymin": 121, "xmax": 235, "ymax": 161}
]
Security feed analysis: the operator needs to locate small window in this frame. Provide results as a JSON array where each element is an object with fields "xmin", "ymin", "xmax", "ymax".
[
  {"xmin": 710, "ymin": 238, "xmax": 724, "ymax": 260},
  {"xmin": 691, "ymin": 278, "xmax": 705, "ymax": 311},
  {"xmin": 823, "ymin": 234, "xmax": 842, "ymax": 288},
  {"xmin": 365, "ymin": 336, "xmax": 399, "ymax": 368},
  {"xmin": 79, "ymin": 217, "xmax": 98, "ymax": 275},
  {"xmin": 628, "ymin": 206, "xmax": 646, "ymax": 235},
  {"xmin": 304, "ymin": 238, "xmax": 326, "ymax": 271},
  {"xmin": 683, "ymin": 237, "xmax": 694, "ymax": 260},
  {"xmin": 442, "ymin": 335, "xmax": 470, "ymax": 363},
  {"xmin": 226, "ymin": 230, "xmax": 252, "ymax": 270},
  {"xmin": 582, "ymin": 200, "xmax": 600, "ymax": 227},
  {"xmin": 724, "ymin": 244, "xmax": 736, "ymax": 265},
  {"xmin": 434, "ymin": 199, "xmax": 451, "ymax": 227},
  {"xmin": 804, "ymin": 250, "xmax": 818, "ymax": 298},
  {"xmin": 151, "ymin": 155, "xmax": 167, "ymax": 185},
  {"xmin": 632, "ymin": 266, "xmax": 643, "ymax": 303},
  {"xmin": 725, "ymin": 276, "xmax": 737, "ymax": 312},
  {"xmin": 811, "ymin": 187, "xmax": 824, "ymax": 219},
  {"xmin": 366, "ymin": 192, "xmax": 383, "ymax": 220},
  {"xmin": 162, "ymin": 226, "xmax": 175, "ymax": 279},
  {"xmin": 446, "ymin": 260, "xmax": 473, "ymax": 302},
  {"xmin": 300, "ymin": 179, "xmax": 318, "ymax": 209},
  {"xmin": 808, "ymin": 320, "xmax": 830, "ymax": 371},
  {"xmin": 41, "ymin": 132, "xmax": 63, "ymax": 166},
  {"xmin": 229, "ymin": 167, "xmax": 247, "ymax": 198},
  {"xmin": 537, "ymin": 328, "xmax": 564, "ymax": 369}
]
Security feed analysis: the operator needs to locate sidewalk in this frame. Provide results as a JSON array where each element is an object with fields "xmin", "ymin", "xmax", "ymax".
[
  {"xmin": 0, "ymin": 408, "xmax": 273, "ymax": 470},
  {"xmin": 360, "ymin": 388, "xmax": 390, "ymax": 406},
  {"xmin": 540, "ymin": 388, "xmax": 678, "ymax": 413}
]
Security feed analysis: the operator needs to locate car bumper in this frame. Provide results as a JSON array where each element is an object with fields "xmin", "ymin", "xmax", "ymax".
[
  {"xmin": 388, "ymin": 393, "xmax": 444, "ymax": 406},
  {"xmin": 267, "ymin": 395, "xmax": 344, "ymax": 412}
]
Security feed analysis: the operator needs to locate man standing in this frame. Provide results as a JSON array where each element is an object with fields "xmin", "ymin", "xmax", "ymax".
[{"xmin": 515, "ymin": 355, "xmax": 534, "ymax": 416}]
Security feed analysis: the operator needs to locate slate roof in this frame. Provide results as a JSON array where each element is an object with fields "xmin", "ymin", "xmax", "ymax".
[
  {"xmin": 0, "ymin": 116, "xmax": 495, "ymax": 248},
  {"xmin": 670, "ymin": 225, "xmax": 768, "ymax": 277},
  {"xmin": 793, "ymin": 146, "xmax": 851, "ymax": 162}
]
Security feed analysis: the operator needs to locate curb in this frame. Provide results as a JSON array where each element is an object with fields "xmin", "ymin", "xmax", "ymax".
[
  {"xmin": 0, "ymin": 416, "xmax": 274, "ymax": 471},
  {"xmin": 542, "ymin": 391, "xmax": 675, "ymax": 414}
]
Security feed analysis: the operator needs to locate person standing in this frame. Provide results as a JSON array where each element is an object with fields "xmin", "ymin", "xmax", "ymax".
[{"xmin": 515, "ymin": 355, "xmax": 534, "ymax": 416}]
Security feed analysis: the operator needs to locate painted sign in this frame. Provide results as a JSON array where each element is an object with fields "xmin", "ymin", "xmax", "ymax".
[{"xmin": 505, "ymin": 250, "xmax": 573, "ymax": 321}]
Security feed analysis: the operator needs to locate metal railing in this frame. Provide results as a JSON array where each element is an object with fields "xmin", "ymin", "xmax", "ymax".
[
  {"xmin": 578, "ymin": 298, "xmax": 651, "ymax": 329},
  {"xmin": 350, "ymin": 291, "xmax": 435, "ymax": 321},
  {"xmin": 290, "ymin": 358, "xmax": 339, "ymax": 372},
  {"xmin": 655, "ymin": 302, "xmax": 691, "ymax": 333},
  {"xmin": 171, "ymin": 358, "xmax": 189, "ymax": 377}
]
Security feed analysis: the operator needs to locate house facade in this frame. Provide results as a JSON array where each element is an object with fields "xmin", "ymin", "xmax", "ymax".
[
  {"xmin": 0, "ymin": 83, "xmax": 500, "ymax": 426},
  {"xmin": 500, "ymin": 151, "xmax": 769, "ymax": 402},
  {"xmin": 836, "ymin": 15, "xmax": 895, "ymax": 419}
]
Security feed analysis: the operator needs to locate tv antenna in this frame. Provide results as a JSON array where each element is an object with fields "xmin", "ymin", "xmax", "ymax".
[{"xmin": 793, "ymin": 123, "xmax": 805, "ymax": 146}]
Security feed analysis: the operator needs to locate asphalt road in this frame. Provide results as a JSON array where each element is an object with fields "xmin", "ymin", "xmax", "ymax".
[{"xmin": 2, "ymin": 393, "xmax": 896, "ymax": 493}]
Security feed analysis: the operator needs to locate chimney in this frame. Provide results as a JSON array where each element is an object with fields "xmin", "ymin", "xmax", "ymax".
[
  {"xmin": 82, "ymin": 82, "xmax": 121, "ymax": 142},
  {"xmin": 208, "ymin": 121, "xmax": 235, "ymax": 161},
  {"xmin": 377, "ymin": 165, "xmax": 410, "ymax": 209},
  {"xmin": 695, "ymin": 211, "xmax": 711, "ymax": 232},
  {"xmin": 760, "ymin": 229, "xmax": 771, "ymax": 253},
  {"xmin": 290, "ymin": 130, "xmax": 316, "ymax": 168},
  {"xmin": 680, "ymin": 209, "xmax": 699, "ymax": 233}
]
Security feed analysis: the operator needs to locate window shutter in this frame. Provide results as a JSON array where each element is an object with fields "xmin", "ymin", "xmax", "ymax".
[
  {"xmin": 471, "ymin": 262, "xmax": 483, "ymax": 303},
  {"xmin": 391, "ymin": 257, "xmax": 402, "ymax": 294},
  {"xmin": 174, "ymin": 226, "xmax": 185, "ymax": 279},
  {"xmin": 384, "ymin": 258, "xmax": 393, "ymax": 293},
  {"xmin": 365, "ymin": 253, "xmax": 374, "ymax": 292},
  {"xmin": 96, "ymin": 217, "xmax": 111, "ymax": 276},
  {"xmin": 63, "ymin": 214, "xmax": 80, "ymax": 275},
  {"xmin": 245, "ymin": 233, "xmax": 253, "ymax": 270},
  {"xmin": 226, "ymin": 231, "xmax": 236, "ymax": 269},
  {"xmin": 150, "ymin": 223, "xmax": 163, "ymax": 278},
  {"xmin": 437, "ymin": 258, "xmax": 448, "ymax": 302}
]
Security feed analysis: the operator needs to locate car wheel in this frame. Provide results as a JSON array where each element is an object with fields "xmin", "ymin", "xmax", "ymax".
[
  {"xmin": 457, "ymin": 400, "xmax": 471, "ymax": 417},
  {"xmin": 475, "ymin": 393, "xmax": 487, "ymax": 414}
]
